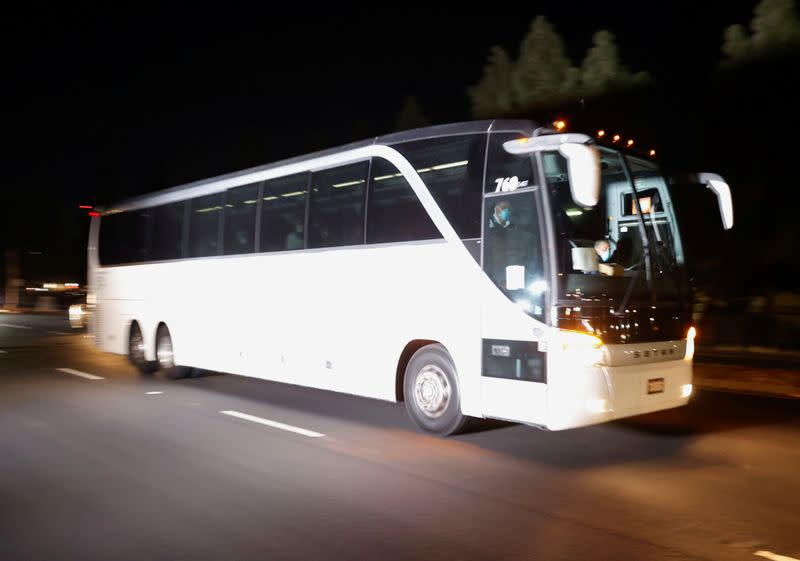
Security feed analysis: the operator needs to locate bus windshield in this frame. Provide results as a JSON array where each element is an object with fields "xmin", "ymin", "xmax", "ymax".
[{"xmin": 544, "ymin": 147, "xmax": 686, "ymax": 304}]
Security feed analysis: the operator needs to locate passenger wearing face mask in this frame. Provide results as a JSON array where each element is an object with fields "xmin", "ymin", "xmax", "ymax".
[
  {"xmin": 486, "ymin": 199, "xmax": 524, "ymax": 288},
  {"xmin": 594, "ymin": 239, "xmax": 615, "ymax": 263},
  {"xmin": 489, "ymin": 200, "xmax": 515, "ymax": 230}
]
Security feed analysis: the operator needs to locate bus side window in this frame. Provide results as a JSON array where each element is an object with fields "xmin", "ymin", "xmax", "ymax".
[
  {"xmin": 308, "ymin": 162, "xmax": 368, "ymax": 249},
  {"xmin": 391, "ymin": 134, "xmax": 486, "ymax": 239},
  {"xmin": 151, "ymin": 201, "xmax": 185, "ymax": 261},
  {"xmin": 188, "ymin": 193, "xmax": 224, "ymax": 258},
  {"xmin": 260, "ymin": 173, "xmax": 308, "ymax": 252},
  {"xmin": 366, "ymin": 157, "xmax": 440, "ymax": 244},
  {"xmin": 98, "ymin": 209, "xmax": 151, "ymax": 265},
  {"xmin": 223, "ymin": 183, "xmax": 260, "ymax": 255}
]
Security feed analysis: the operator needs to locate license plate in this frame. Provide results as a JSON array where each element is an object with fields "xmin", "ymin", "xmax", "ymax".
[{"xmin": 647, "ymin": 378, "xmax": 665, "ymax": 394}]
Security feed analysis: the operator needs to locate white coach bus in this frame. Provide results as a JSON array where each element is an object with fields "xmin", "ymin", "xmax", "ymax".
[{"xmin": 87, "ymin": 120, "xmax": 733, "ymax": 435}]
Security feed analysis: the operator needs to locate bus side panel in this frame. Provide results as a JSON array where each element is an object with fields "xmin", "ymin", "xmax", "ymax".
[{"xmin": 98, "ymin": 241, "xmax": 483, "ymax": 413}]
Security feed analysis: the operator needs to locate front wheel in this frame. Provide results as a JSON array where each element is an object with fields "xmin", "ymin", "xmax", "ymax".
[
  {"xmin": 404, "ymin": 344, "xmax": 470, "ymax": 436},
  {"xmin": 155, "ymin": 325, "xmax": 191, "ymax": 379}
]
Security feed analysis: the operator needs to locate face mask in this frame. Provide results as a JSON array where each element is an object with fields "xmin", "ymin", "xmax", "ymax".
[
  {"xmin": 600, "ymin": 249, "xmax": 611, "ymax": 261},
  {"xmin": 499, "ymin": 208, "xmax": 510, "ymax": 222}
]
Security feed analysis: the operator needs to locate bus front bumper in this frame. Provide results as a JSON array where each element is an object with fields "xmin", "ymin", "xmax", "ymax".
[{"xmin": 546, "ymin": 358, "xmax": 692, "ymax": 431}]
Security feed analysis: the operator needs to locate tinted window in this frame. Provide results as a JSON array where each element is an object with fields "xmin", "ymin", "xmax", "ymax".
[
  {"xmin": 98, "ymin": 209, "xmax": 151, "ymax": 265},
  {"xmin": 308, "ymin": 162, "xmax": 368, "ymax": 248},
  {"xmin": 485, "ymin": 133, "xmax": 536, "ymax": 193},
  {"xmin": 223, "ymin": 183, "xmax": 260, "ymax": 255},
  {"xmin": 392, "ymin": 135, "xmax": 486, "ymax": 239},
  {"xmin": 260, "ymin": 173, "xmax": 308, "ymax": 252},
  {"xmin": 188, "ymin": 193, "xmax": 223, "ymax": 257},
  {"xmin": 366, "ymin": 158, "xmax": 440, "ymax": 244},
  {"xmin": 151, "ymin": 201, "xmax": 185, "ymax": 261}
]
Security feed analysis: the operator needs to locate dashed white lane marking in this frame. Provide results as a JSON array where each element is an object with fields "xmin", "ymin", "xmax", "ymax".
[
  {"xmin": 49, "ymin": 331, "xmax": 72, "ymax": 336},
  {"xmin": 0, "ymin": 349, "xmax": 7, "ymax": 354},
  {"xmin": 0, "ymin": 323, "xmax": 33, "ymax": 330},
  {"xmin": 755, "ymin": 551, "xmax": 800, "ymax": 561},
  {"xmin": 220, "ymin": 410, "xmax": 325, "ymax": 438},
  {"xmin": 56, "ymin": 368, "xmax": 105, "ymax": 381},
  {"xmin": 146, "ymin": 391, "xmax": 163, "ymax": 395}
]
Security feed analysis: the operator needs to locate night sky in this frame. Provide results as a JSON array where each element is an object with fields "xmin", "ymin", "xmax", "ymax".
[{"xmin": 0, "ymin": 1, "xmax": 775, "ymax": 282}]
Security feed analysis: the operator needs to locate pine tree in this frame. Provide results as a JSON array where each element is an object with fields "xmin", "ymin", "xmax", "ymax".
[
  {"xmin": 751, "ymin": 0, "xmax": 800, "ymax": 51},
  {"xmin": 721, "ymin": 0, "xmax": 800, "ymax": 62},
  {"xmin": 468, "ymin": 46, "xmax": 515, "ymax": 119},
  {"xmin": 721, "ymin": 24, "xmax": 751, "ymax": 60},
  {"xmin": 513, "ymin": 16, "xmax": 578, "ymax": 108},
  {"xmin": 580, "ymin": 30, "xmax": 649, "ymax": 95}
]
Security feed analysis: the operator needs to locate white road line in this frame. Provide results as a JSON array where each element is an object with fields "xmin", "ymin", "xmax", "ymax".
[
  {"xmin": 146, "ymin": 391, "xmax": 163, "ymax": 395},
  {"xmin": 56, "ymin": 368, "xmax": 105, "ymax": 381},
  {"xmin": 0, "ymin": 323, "xmax": 33, "ymax": 330},
  {"xmin": 756, "ymin": 551, "xmax": 800, "ymax": 561},
  {"xmin": 0, "ymin": 349, "xmax": 7, "ymax": 354},
  {"xmin": 220, "ymin": 410, "xmax": 325, "ymax": 438},
  {"xmin": 49, "ymin": 331, "xmax": 72, "ymax": 336}
]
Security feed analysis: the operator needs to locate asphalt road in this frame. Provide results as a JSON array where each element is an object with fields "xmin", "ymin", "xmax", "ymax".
[{"xmin": 1, "ymin": 314, "xmax": 799, "ymax": 561}]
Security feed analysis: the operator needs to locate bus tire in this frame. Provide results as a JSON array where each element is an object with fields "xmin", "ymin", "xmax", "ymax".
[
  {"xmin": 128, "ymin": 322, "xmax": 157, "ymax": 374},
  {"xmin": 404, "ymin": 344, "xmax": 469, "ymax": 436},
  {"xmin": 155, "ymin": 324, "xmax": 191, "ymax": 380}
]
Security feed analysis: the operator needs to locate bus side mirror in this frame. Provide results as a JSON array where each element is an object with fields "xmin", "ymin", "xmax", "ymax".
[
  {"xmin": 671, "ymin": 172, "xmax": 734, "ymax": 230},
  {"xmin": 558, "ymin": 143, "xmax": 601, "ymax": 209},
  {"xmin": 503, "ymin": 134, "xmax": 600, "ymax": 209}
]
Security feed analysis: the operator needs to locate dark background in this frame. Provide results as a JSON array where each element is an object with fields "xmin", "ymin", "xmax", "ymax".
[{"xmin": 2, "ymin": 2, "xmax": 797, "ymax": 307}]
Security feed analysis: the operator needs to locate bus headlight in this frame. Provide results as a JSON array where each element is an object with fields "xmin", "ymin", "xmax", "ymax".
[
  {"xmin": 681, "ymin": 384, "xmax": 693, "ymax": 398},
  {"xmin": 554, "ymin": 329, "xmax": 605, "ymax": 366}
]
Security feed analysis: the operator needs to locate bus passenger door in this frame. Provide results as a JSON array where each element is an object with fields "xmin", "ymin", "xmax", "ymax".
[{"xmin": 479, "ymin": 190, "xmax": 548, "ymax": 426}]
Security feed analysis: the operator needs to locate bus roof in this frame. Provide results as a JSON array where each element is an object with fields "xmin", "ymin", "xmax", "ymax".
[{"xmin": 99, "ymin": 119, "xmax": 539, "ymax": 213}]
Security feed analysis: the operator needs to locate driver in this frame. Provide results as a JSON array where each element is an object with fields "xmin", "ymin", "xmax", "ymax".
[{"xmin": 594, "ymin": 239, "xmax": 615, "ymax": 263}]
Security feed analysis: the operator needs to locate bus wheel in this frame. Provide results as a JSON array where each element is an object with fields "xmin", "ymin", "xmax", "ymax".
[
  {"xmin": 404, "ymin": 344, "xmax": 469, "ymax": 436},
  {"xmin": 129, "ymin": 322, "xmax": 157, "ymax": 374},
  {"xmin": 155, "ymin": 325, "xmax": 191, "ymax": 380}
]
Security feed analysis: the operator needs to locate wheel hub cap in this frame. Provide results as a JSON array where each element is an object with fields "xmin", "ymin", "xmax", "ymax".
[{"xmin": 414, "ymin": 365, "xmax": 450, "ymax": 419}]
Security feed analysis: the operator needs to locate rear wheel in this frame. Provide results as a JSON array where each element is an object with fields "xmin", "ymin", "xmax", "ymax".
[
  {"xmin": 155, "ymin": 325, "xmax": 191, "ymax": 379},
  {"xmin": 128, "ymin": 322, "xmax": 157, "ymax": 374},
  {"xmin": 404, "ymin": 344, "xmax": 470, "ymax": 436}
]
